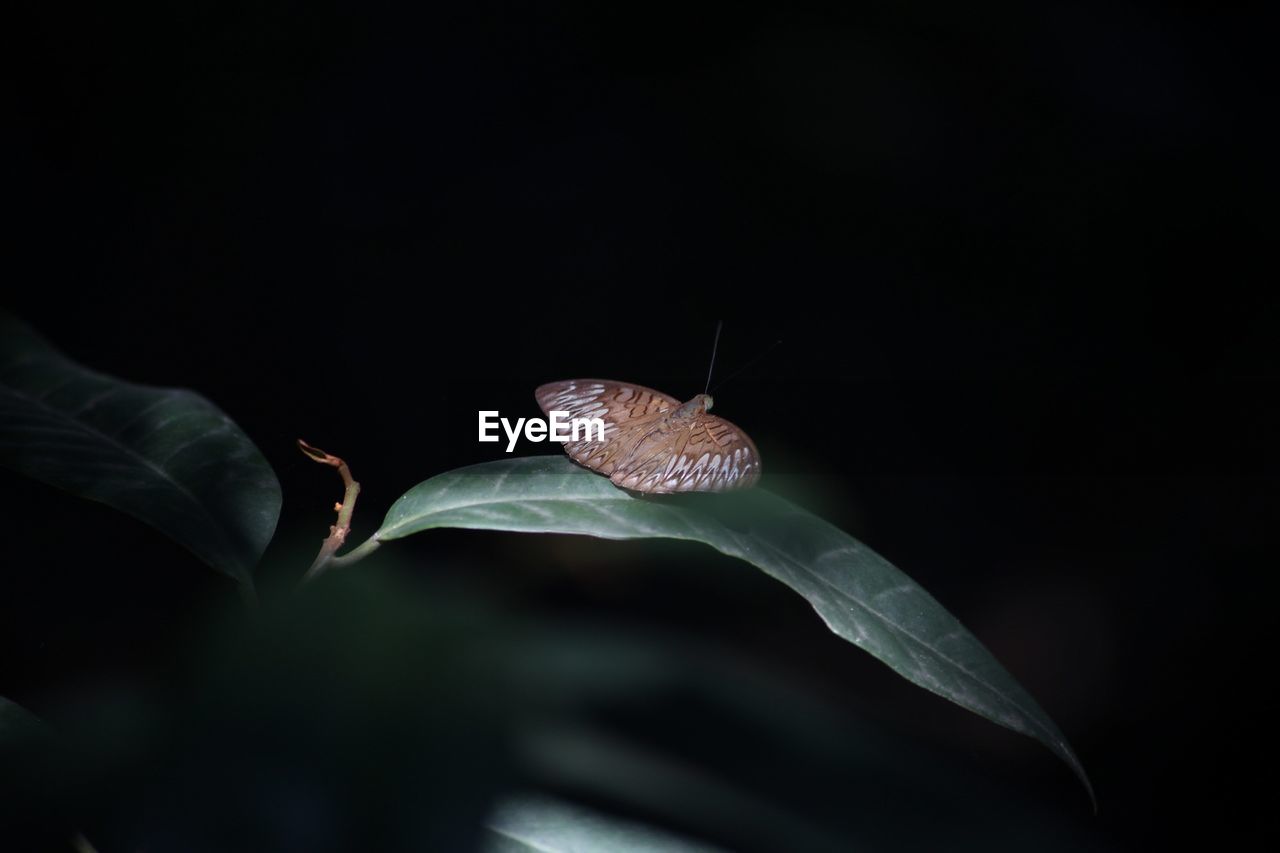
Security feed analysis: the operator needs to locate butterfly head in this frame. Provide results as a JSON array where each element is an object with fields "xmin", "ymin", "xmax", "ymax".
[{"xmin": 674, "ymin": 393, "xmax": 714, "ymax": 418}]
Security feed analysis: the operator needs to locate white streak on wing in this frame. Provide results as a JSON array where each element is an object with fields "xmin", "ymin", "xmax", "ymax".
[
  {"xmin": 662, "ymin": 455, "xmax": 681, "ymax": 478},
  {"xmin": 699, "ymin": 455, "xmax": 723, "ymax": 487}
]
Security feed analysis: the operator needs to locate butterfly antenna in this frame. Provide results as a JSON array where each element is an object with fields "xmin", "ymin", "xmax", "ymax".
[
  {"xmin": 703, "ymin": 320, "xmax": 723, "ymax": 395},
  {"xmin": 710, "ymin": 338, "xmax": 783, "ymax": 395}
]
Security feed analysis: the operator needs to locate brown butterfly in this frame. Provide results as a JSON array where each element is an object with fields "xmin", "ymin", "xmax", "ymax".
[{"xmin": 535, "ymin": 380, "xmax": 761, "ymax": 493}]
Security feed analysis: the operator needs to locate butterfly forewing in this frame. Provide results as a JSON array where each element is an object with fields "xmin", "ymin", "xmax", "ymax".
[
  {"xmin": 535, "ymin": 380, "xmax": 675, "ymax": 475},
  {"xmin": 535, "ymin": 379, "xmax": 761, "ymax": 494},
  {"xmin": 535, "ymin": 380, "xmax": 678, "ymax": 425}
]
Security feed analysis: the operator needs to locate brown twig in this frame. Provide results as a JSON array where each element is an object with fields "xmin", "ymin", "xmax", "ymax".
[{"xmin": 298, "ymin": 438, "xmax": 362, "ymax": 582}]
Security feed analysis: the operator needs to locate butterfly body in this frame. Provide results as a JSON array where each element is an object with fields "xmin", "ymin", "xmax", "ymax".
[{"xmin": 535, "ymin": 380, "xmax": 761, "ymax": 494}]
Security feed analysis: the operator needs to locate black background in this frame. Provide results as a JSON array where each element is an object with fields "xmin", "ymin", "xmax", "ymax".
[{"xmin": 6, "ymin": 1, "xmax": 1275, "ymax": 850}]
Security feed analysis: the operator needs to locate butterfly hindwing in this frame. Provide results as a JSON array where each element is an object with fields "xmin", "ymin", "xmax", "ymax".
[{"xmin": 611, "ymin": 413, "xmax": 761, "ymax": 493}]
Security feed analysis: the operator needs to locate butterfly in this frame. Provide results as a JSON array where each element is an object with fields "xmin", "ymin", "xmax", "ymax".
[{"xmin": 535, "ymin": 380, "xmax": 761, "ymax": 493}]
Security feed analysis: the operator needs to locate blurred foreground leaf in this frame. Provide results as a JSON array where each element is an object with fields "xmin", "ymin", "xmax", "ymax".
[
  {"xmin": 1, "ymin": 571, "xmax": 1103, "ymax": 851},
  {"xmin": 369, "ymin": 456, "xmax": 1092, "ymax": 802},
  {"xmin": 0, "ymin": 313, "xmax": 281, "ymax": 591},
  {"xmin": 1, "ymin": 696, "xmax": 55, "ymax": 841},
  {"xmin": 485, "ymin": 795, "xmax": 726, "ymax": 853},
  {"xmin": 0, "ymin": 697, "xmax": 45, "ymax": 750}
]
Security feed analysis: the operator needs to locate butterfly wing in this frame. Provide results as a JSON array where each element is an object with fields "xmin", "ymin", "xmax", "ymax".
[
  {"xmin": 535, "ymin": 380, "xmax": 679, "ymax": 476},
  {"xmin": 610, "ymin": 412, "xmax": 762, "ymax": 493}
]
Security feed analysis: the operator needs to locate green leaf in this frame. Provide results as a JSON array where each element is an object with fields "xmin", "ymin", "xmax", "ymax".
[
  {"xmin": 370, "ymin": 456, "xmax": 1093, "ymax": 804},
  {"xmin": 485, "ymin": 795, "xmax": 727, "ymax": 853},
  {"xmin": 0, "ymin": 313, "xmax": 281, "ymax": 591}
]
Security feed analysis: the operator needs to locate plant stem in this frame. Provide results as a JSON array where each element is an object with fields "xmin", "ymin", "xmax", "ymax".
[
  {"xmin": 298, "ymin": 439, "xmax": 365, "ymax": 583},
  {"xmin": 329, "ymin": 536, "xmax": 381, "ymax": 566}
]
